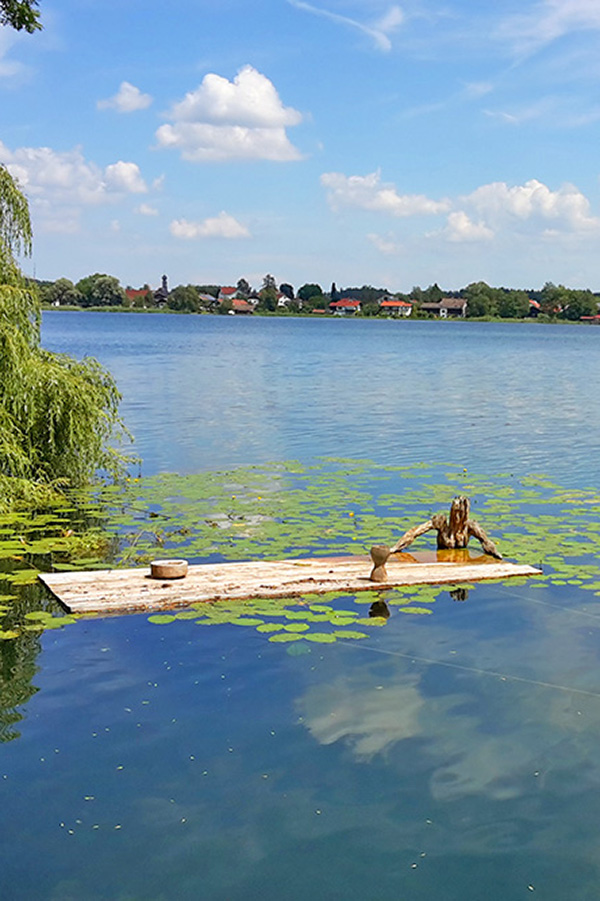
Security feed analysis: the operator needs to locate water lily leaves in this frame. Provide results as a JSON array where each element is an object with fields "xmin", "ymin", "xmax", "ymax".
[
  {"xmin": 4, "ymin": 457, "xmax": 600, "ymax": 649},
  {"xmin": 334, "ymin": 630, "xmax": 368, "ymax": 640},
  {"xmin": 0, "ymin": 629, "xmax": 19, "ymax": 640},
  {"xmin": 397, "ymin": 606, "xmax": 433, "ymax": 615},
  {"xmin": 148, "ymin": 614, "xmax": 177, "ymax": 625},
  {"xmin": 304, "ymin": 633, "xmax": 337, "ymax": 643},
  {"xmin": 283, "ymin": 623, "xmax": 310, "ymax": 633},
  {"xmin": 39, "ymin": 615, "xmax": 78, "ymax": 629},
  {"xmin": 268, "ymin": 633, "xmax": 303, "ymax": 643},
  {"xmin": 5, "ymin": 569, "xmax": 39, "ymax": 585}
]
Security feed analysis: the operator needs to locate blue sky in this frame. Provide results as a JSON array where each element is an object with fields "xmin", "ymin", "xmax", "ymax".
[{"xmin": 3, "ymin": 0, "xmax": 600, "ymax": 292}]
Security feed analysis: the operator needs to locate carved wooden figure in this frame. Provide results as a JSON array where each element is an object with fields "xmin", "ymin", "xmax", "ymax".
[{"xmin": 369, "ymin": 495, "xmax": 502, "ymax": 582}]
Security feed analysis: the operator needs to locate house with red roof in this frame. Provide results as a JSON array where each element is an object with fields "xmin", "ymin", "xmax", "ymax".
[
  {"xmin": 125, "ymin": 287, "xmax": 152, "ymax": 307},
  {"xmin": 329, "ymin": 298, "xmax": 361, "ymax": 316},
  {"xmin": 218, "ymin": 286, "xmax": 243, "ymax": 301},
  {"xmin": 379, "ymin": 298, "xmax": 413, "ymax": 317},
  {"xmin": 231, "ymin": 298, "xmax": 254, "ymax": 314}
]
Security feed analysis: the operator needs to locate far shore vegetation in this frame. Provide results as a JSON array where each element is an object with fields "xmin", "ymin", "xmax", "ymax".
[{"xmin": 38, "ymin": 272, "xmax": 600, "ymax": 323}]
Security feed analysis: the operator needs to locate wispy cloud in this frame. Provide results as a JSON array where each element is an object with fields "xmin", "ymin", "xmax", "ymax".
[
  {"xmin": 288, "ymin": 1, "xmax": 404, "ymax": 52},
  {"xmin": 321, "ymin": 170, "xmax": 449, "ymax": 216},
  {"xmin": 498, "ymin": 0, "xmax": 600, "ymax": 57},
  {"xmin": 0, "ymin": 29, "xmax": 28, "ymax": 80}
]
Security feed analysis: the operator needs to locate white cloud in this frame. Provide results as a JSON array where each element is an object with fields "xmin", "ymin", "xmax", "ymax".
[
  {"xmin": 443, "ymin": 211, "xmax": 494, "ymax": 243},
  {"xmin": 465, "ymin": 178, "xmax": 599, "ymax": 231},
  {"xmin": 169, "ymin": 212, "xmax": 250, "ymax": 239},
  {"xmin": 289, "ymin": 1, "xmax": 403, "ymax": 52},
  {"xmin": 104, "ymin": 161, "xmax": 147, "ymax": 194},
  {"xmin": 321, "ymin": 169, "xmax": 600, "ymax": 249},
  {"xmin": 0, "ymin": 142, "xmax": 148, "ymax": 204},
  {"xmin": 321, "ymin": 170, "xmax": 450, "ymax": 217},
  {"xmin": 137, "ymin": 203, "xmax": 159, "ymax": 216},
  {"xmin": 97, "ymin": 81, "xmax": 153, "ymax": 113},
  {"xmin": 156, "ymin": 66, "xmax": 303, "ymax": 162},
  {"xmin": 499, "ymin": 0, "xmax": 600, "ymax": 56}
]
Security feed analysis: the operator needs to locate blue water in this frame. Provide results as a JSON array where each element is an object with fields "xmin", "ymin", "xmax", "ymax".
[
  {"xmin": 41, "ymin": 312, "xmax": 600, "ymax": 484},
  {"xmin": 1, "ymin": 312, "xmax": 599, "ymax": 900}
]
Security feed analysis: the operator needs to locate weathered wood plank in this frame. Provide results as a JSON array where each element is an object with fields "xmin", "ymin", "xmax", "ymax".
[{"xmin": 39, "ymin": 552, "xmax": 542, "ymax": 617}]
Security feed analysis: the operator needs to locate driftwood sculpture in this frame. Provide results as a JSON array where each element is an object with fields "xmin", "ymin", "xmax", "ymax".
[{"xmin": 370, "ymin": 496, "xmax": 502, "ymax": 582}]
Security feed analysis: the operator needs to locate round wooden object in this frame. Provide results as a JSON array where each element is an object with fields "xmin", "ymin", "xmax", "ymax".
[{"xmin": 150, "ymin": 559, "xmax": 188, "ymax": 580}]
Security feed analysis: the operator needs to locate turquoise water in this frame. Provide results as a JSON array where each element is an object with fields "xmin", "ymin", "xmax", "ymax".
[{"xmin": 1, "ymin": 313, "xmax": 600, "ymax": 899}]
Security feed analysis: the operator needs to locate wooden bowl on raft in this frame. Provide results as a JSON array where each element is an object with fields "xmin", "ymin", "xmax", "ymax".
[{"xmin": 150, "ymin": 559, "xmax": 188, "ymax": 580}]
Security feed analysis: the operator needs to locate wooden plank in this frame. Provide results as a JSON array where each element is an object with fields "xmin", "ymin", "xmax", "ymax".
[{"xmin": 38, "ymin": 552, "xmax": 542, "ymax": 617}]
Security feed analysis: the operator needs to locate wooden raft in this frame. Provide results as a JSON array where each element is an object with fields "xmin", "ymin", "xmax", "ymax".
[{"xmin": 39, "ymin": 551, "xmax": 542, "ymax": 616}]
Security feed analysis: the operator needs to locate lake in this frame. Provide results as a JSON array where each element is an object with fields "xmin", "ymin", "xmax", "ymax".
[{"xmin": 1, "ymin": 312, "xmax": 600, "ymax": 900}]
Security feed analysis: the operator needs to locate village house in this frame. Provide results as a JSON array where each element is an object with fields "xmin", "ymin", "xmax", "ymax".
[
  {"xmin": 420, "ymin": 297, "xmax": 467, "ymax": 318},
  {"xmin": 329, "ymin": 298, "xmax": 361, "ymax": 316},
  {"xmin": 125, "ymin": 287, "xmax": 152, "ymax": 306},
  {"xmin": 231, "ymin": 297, "xmax": 254, "ymax": 314},
  {"xmin": 379, "ymin": 298, "xmax": 413, "ymax": 317},
  {"xmin": 218, "ymin": 286, "xmax": 243, "ymax": 301}
]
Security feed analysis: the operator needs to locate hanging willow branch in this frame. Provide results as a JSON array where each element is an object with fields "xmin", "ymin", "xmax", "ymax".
[{"xmin": 0, "ymin": 164, "xmax": 131, "ymax": 507}]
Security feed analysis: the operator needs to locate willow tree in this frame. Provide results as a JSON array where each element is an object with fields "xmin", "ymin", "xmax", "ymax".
[{"xmin": 0, "ymin": 165, "xmax": 128, "ymax": 506}]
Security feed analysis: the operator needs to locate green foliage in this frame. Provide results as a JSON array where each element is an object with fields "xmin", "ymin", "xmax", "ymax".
[
  {"xmin": 167, "ymin": 284, "xmax": 201, "ymax": 313},
  {"xmin": 236, "ymin": 278, "xmax": 251, "ymax": 297},
  {"xmin": 196, "ymin": 284, "xmax": 220, "ymax": 298},
  {"xmin": 297, "ymin": 283, "xmax": 323, "ymax": 302},
  {"xmin": 360, "ymin": 300, "xmax": 380, "ymax": 317},
  {"xmin": 0, "ymin": 165, "xmax": 130, "ymax": 505},
  {"xmin": 40, "ymin": 277, "xmax": 82, "ymax": 307},
  {"xmin": 0, "ymin": 0, "xmax": 40, "ymax": 32},
  {"xmin": 497, "ymin": 289, "xmax": 530, "ymax": 319},
  {"xmin": 562, "ymin": 289, "xmax": 597, "ymax": 321},
  {"xmin": 306, "ymin": 293, "xmax": 328, "ymax": 310},
  {"xmin": 75, "ymin": 273, "xmax": 126, "ymax": 308},
  {"xmin": 464, "ymin": 281, "xmax": 500, "ymax": 318}
]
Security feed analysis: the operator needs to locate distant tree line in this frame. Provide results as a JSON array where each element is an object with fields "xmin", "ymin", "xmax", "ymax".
[{"xmin": 37, "ymin": 272, "xmax": 600, "ymax": 321}]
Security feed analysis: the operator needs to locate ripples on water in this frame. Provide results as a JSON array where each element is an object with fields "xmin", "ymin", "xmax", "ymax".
[
  {"xmin": 0, "ymin": 312, "xmax": 597, "ymax": 900},
  {"xmin": 42, "ymin": 312, "xmax": 600, "ymax": 483}
]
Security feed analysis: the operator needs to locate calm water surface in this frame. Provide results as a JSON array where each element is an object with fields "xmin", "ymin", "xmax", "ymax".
[{"xmin": 1, "ymin": 313, "xmax": 599, "ymax": 900}]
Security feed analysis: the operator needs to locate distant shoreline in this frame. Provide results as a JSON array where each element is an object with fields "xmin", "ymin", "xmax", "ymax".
[{"xmin": 40, "ymin": 305, "xmax": 597, "ymax": 325}]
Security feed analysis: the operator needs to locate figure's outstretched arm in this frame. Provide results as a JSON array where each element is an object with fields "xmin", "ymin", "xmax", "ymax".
[
  {"xmin": 467, "ymin": 519, "xmax": 502, "ymax": 559},
  {"xmin": 390, "ymin": 519, "xmax": 434, "ymax": 553}
]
